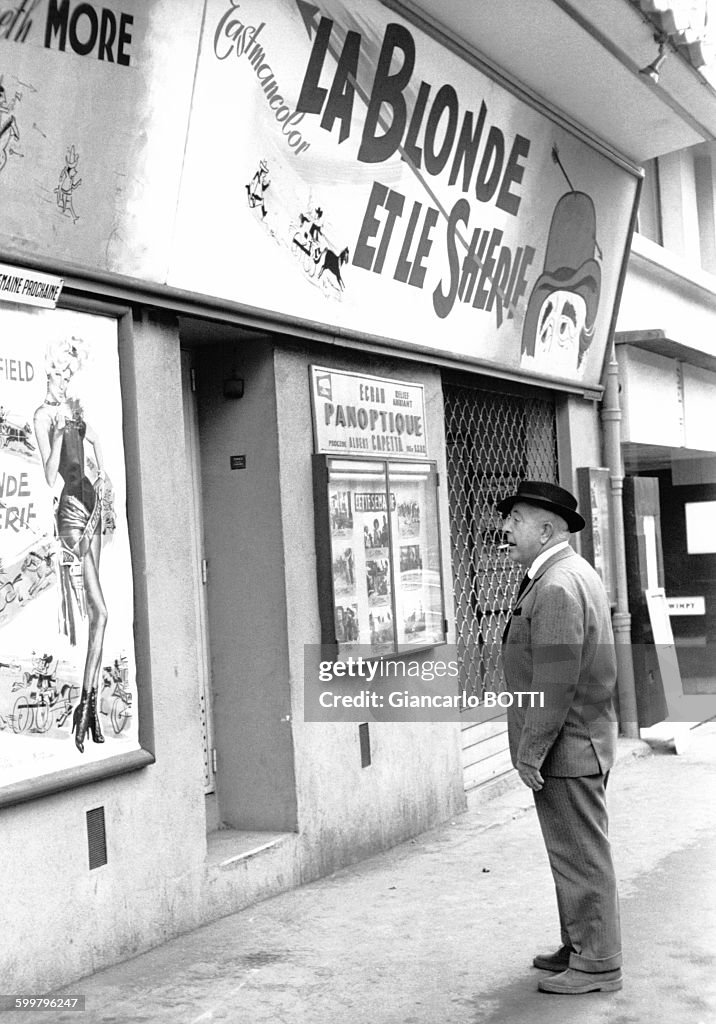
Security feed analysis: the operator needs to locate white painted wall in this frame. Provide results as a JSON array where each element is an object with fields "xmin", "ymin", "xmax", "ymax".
[
  {"xmin": 616, "ymin": 233, "xmax": 716, "ymax": 453},
  {"xmin": 618, "ymin": 235, "xmax": 716, "ymax": 359},
  {"xmin": 618, "ymin": 346, "xmax": 684, "ymax": 447},
  {"xmin": 683, "ymin": 365, "xmax": 716, "ymax": 450},
  {"xmin": 659, "ymin": 149, "xmax": 701, "ymax": 261}
]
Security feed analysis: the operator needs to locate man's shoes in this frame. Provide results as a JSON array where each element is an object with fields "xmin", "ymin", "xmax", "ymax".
[
  {"xmin": 532, "ymin": 945, "xmax": 573, "ymax": 971},
  {"xmin": 538, "ymin": 967, "xmax": 623, "ymax": 994}
]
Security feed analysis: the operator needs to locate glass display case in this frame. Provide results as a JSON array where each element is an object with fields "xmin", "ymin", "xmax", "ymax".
[{"xmin": 313, "ymin": 455, "xmax": 446, "ymax": 656}]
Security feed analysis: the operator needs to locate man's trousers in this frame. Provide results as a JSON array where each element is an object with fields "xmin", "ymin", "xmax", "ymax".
[{"xmin": 533, "ymin": 773, "xmax": 622, "ymax": 972}]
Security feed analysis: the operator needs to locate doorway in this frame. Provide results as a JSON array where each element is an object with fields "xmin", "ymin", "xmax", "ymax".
[
  {"xmin": 180, "ymin": 321, "xmax": 297, "ymax": 832},
  {"xmin": 624, "ymin": 444, "xmax": 716, "ymax": 697}
]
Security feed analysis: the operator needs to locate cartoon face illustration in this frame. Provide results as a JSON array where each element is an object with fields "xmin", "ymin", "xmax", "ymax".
[
  {"xmin": 536, "ymin": 290, "xmax": 587, "ymax": 359},
  {"xmin": 521, "ymin": 191, "xmax": 601, "ymax": 376}
]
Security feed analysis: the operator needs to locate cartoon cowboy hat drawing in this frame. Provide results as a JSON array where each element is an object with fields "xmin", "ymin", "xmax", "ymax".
[{"xmin": 520, "ymin": 191, "xmax": 602, "ymax": 370}]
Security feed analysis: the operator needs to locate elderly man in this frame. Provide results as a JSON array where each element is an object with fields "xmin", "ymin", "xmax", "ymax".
[{"xmin": 498, "ymin": 480, "xmax": 622, "ymax": 995}]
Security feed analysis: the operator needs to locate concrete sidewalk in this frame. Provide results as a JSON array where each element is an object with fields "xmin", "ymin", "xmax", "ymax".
[{"xmin": 7, "ymin": 723, "xmax": 716, "ymax": 1024}]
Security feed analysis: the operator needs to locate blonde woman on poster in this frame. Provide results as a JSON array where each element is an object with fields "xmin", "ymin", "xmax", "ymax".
[{"xmin": 33, "ymin": 337, "xmax": 112, "ymax": 753}]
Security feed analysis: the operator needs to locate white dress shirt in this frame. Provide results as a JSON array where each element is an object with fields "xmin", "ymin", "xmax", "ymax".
[{"xmin": 527, "ymin": 540, "xmax": 570, "ymax": 579}]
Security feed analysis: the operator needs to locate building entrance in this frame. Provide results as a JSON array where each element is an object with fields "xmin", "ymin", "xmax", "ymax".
[
  {"xmin": 623, "ymin": 448, "xmax": 716, "ymax": 699},
  {"xmin": 443, "ymin": 377, "xmax": 558, "ymax": 789},
  {"xmin": 180, "ymin": 323, "xmax": 297, "ymax": 834}
]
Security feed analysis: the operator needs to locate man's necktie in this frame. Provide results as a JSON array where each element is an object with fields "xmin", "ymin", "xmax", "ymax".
[
  {"xmin": 514, "ymin": 572, "xmax": 530, "ymax": 603},
  {"xmin": 503, "ymin": 573, "xmax": 530, "ymax": 643}
]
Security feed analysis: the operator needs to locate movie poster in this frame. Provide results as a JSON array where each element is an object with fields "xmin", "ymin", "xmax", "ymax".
[
  {"xmin": 169, "ymin": 0, "xmax": 641, "ymax": 389},
  {"xmin": 0, "ymin": 305, "xmax": 138, "ymax": 789}
]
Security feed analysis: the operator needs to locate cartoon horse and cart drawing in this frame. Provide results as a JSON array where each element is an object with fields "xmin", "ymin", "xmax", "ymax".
[
  {"xmin": 290, "ymin": 207, "xmax": 350, "ymax": 291},
  {"xmin": 244, "ymin": 162, "xmax": 351, "ymax": 293},
  {"xmin": 290, "ymin": 205, "xmax": 349, "ymax": 290},
  {"xmin": 0, "ymin": 409, "xmax": 35, "ymax": 453}
]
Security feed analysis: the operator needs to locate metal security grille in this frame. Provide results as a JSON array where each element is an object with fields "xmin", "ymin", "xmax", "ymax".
[{"xmin": 444, "ymin": 378, "xmax": 558, "ymax": 701}]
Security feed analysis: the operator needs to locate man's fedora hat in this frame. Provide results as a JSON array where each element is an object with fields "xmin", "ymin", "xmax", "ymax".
[{"xmin": 497, "ymin": 481, "xmax": 585, "ymax": 533}]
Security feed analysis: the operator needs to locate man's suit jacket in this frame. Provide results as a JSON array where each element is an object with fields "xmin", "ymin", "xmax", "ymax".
[{"xmin": 502, "ymin": 546, "xmax": 618, "ymax": 776}]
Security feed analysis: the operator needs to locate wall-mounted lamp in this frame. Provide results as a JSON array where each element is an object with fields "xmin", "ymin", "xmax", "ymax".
[
  {"xmin": 639, "ymin": 36, "xmax": 669, "ymax": 84},
  {"xmin": 223, "ymin": 374, "xmax": 245, "ymax": 400}
]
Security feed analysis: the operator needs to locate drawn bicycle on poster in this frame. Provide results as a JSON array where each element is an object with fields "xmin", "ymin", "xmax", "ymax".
[
  {"xmin": 100, "ymin": 660, "xmax": 132, "ymax": 735},
  {"xmin": 12, "ymin": 657, "xmax": 79, "ymax": 734},
  {"xmin": 10, "ymin": 659, "xmax": 132, "ymax": 736}
]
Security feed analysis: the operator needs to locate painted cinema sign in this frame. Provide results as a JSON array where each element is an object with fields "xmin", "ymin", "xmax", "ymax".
[
  {"xmin": 170, "ymin": 0, "xmax": 639, "ymax": 389},
  {"xmin": 0, "ymin": 0, "xmax": 639, "ymax": 390}
]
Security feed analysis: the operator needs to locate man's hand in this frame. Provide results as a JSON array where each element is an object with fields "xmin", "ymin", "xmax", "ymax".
[{"xmin": 517, "ymin": 760, "xmax": 544, "ymax": 791}]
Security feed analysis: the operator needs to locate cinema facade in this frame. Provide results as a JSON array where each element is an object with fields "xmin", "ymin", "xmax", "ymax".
[{"xmin": 3, "ymin": 0, "xmax": 712, "ymax": 991}]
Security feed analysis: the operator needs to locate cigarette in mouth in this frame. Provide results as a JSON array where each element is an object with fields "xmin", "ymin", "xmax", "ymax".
[{"xmin": 496, "ymin": 543, "xmax": 510, "ymax": 550}]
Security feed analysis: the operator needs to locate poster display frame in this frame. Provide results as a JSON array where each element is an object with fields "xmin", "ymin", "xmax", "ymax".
[
  {"xmin": 0, "ymin": 297, "xmax": 155, "ymax": 810},
  {"xmin": 577, "ymin": 465, "xmax": 616, "ymax": 606},
  {"xmin": 313, "ymin": 454, "xmax": 447, "ymax": 659}
]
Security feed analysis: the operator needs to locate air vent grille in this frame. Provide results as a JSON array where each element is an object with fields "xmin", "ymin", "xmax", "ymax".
[{"xmin": 87, "ymin": 806, "xmax": 107, "ymax": 870}]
